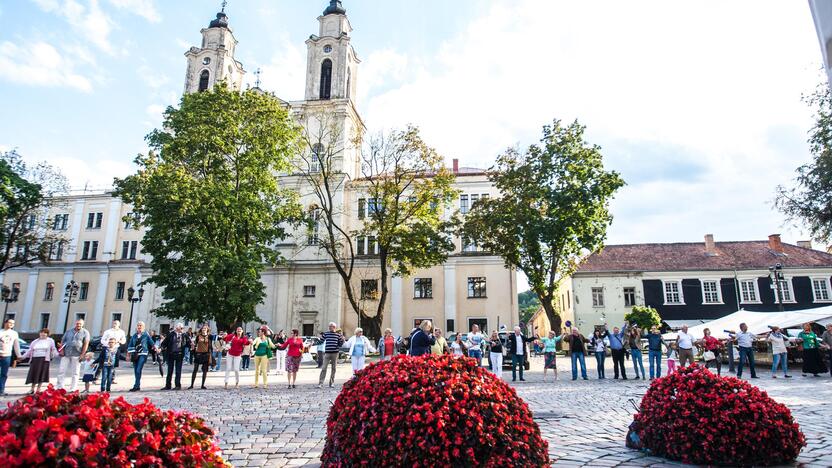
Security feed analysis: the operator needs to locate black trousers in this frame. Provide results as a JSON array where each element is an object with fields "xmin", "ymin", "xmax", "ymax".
[
  {"xmin": 611, "ymin": 349, "xmax": 628, "ymax": 379},
  {"xmin": 191, "ymin": 353, "xmax": 210, "ymax": 388},
  {"xmin": 165, "ymin": 353, "xmax": 184, "ymax": 388}
]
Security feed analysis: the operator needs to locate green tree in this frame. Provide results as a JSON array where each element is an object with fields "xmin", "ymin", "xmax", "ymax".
[
  {"xmin": 114, "ymin": 85, "xmax": 303, "ymax": 328},
  {"xmin": 624, "ymin": 305, "xmax": 661, "ymax": 330},
  {"xmin": 776, "ymin": 83, "xmax": 832, "ymax": 242},
  {"xmin": 0, "ymin": 149, "xmax": 69, "ymax": 272},
  {"xmin": 462, "ymin": 119, "xmax": 624, "ymax": 333},
  {"xmin": 295, "ymin": 116, "xmax": 457, "ymax": 339},
  {"xmin": 518, "ymin": 289, "xmax": 541, "ymax": 324}
]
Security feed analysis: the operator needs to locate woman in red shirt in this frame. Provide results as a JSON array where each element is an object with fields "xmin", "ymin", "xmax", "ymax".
[
  {"xmin": 223, "ymin": 327, "xmax": 251, "ymax": 389},
  {"xmin": 379, "ymin": 328, "xmax": 397, "ymax": 361},
  {"xmin": 277, "ymin": 329, "xmax": 305, "ymax": 389},
  {"xmin": 698, "ymin": 328, "xmax": 723, "ymax": 376}
]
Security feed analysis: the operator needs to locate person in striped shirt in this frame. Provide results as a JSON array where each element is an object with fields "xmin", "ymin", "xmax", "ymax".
[{"xmin": 318, "ymin": 322, "xmax": 345, "ymax": 388}]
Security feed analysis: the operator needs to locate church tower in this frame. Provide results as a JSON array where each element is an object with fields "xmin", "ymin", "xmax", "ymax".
[
  {"xmin": 304, "ymin": 1, "xmax": 360, "ymax": 102},
  {"xmin": 183, "ymin": 5, "xmax": 245, "ymax": 94}
]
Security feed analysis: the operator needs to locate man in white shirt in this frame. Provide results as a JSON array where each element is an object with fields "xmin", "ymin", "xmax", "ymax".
[
  {"xmin": 675, "ymin": 325, "xmax": 696, "ymax": 368},
  {"xmin": 0, "ymin": 319, "xmax": 21, "ymax": 396},
  {"xmin": 731, "ymin": 323, "xmax": 758, "ymax": 379},
  {"xmin": 100, "ymin": 320, "xmax": 127, "ymax": 383},
  {"xmin": 466, "ymin": 324, "xmax": 486, "ymax": 366}
]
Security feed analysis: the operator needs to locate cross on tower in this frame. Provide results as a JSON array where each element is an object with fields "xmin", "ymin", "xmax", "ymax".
[
  {"xmin": 221, "ymin": 0, "xmax": 228, "ymax": 13},
  {"xmin": 254, "ymin": 68, "xmax": 262, "ymax": 88}
]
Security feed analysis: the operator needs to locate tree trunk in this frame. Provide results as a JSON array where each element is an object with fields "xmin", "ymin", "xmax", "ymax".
[{"xmin": 541, "ymin": 299, "xmax": 562, "ymax": 336}]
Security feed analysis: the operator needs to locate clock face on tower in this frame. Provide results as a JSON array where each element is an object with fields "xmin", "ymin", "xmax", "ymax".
[
  {"xmin": 323, "ymin": 45, "xmax": 332, "ymax": 53},
  {"xmin": 202, "ymin": 57, "xmax": 211, "ymax": 65}
]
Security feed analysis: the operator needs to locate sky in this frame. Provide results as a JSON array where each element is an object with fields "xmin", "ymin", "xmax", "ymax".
[{"xmin": 0, "ymin": 0, "xmax": 827, "ymax": 291}]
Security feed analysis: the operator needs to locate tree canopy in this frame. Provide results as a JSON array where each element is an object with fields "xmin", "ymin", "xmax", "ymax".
[
  {"xmin": 625, "ymin": 305, "xmax": 662, "ymax": 330},
  {"xmin": 462, "ymin": 119, "xmax": 624, "ymax": 333},
  {"xmin": 114, "ymin": 85, "xmax": 302, "ymax": 327}
]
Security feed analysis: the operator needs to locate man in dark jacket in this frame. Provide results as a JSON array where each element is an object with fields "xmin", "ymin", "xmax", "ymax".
[
  {"xmin": 160, "ymin": 323, "xmax": 191, "ymax": 390},
  {"xmin": 506, "ymin": 326, "xmax": 534, "ymax": 382},
  {"xmin": 409, "ymin": 321, "xmax": 436, "ymax": 357},
  {"xmin": 563, "ymin": 328, "xmax": 589, "ymax": 380}
]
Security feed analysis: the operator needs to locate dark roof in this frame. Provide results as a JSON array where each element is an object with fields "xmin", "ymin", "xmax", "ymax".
[
  {"xmin": 577, "ymin": 241, "xmax": 832, "ymax": 273},
  {"xmin": 323, "ymin": 0, "xmax": 346, "ymax": 16}
]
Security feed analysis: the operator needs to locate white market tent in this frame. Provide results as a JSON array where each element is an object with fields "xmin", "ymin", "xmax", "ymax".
[{"xmin": 662, "ymin": 306, "xmax": 832, "ymax": 340}]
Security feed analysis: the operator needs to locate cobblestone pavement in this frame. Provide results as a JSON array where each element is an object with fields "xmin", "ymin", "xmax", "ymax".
[{"xmin": 2, "ymin": 356, "xmax": 831, "ymax": 467}]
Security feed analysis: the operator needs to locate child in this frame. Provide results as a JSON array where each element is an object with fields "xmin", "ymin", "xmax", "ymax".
[
  {"xmin": 80, "ymin": 352, "xmax": 97, "ymax": 393},
  {"xmin": 666, "ymin": 346, "xmax": 678, "ymax": 375},
  {"xmin": 97, "ymin": 337, "xmax": 120, "ymax": 392}
]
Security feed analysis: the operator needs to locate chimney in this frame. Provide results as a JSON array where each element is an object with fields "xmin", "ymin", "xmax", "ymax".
[
  {"xmin": 452, "ymin": 158, "xmax": 459, "ymax": 174},
  {"xmin": 704, "ymin": 234, "xmax": 717, "ymax": 256},
  {"xmin": 797, "ymin": 240, "xmax": 813, "ymax": 250},
  {"xmin": 768, "ymin": 234, "xmax": 784, "ymax": 253}
]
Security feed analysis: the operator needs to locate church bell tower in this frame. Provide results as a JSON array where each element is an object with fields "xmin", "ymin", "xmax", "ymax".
[
  {"xmin": 304, "ymin": 1, "xmax": 360, "ymax": 103},
  {"xmin": 183, "ymin": 3, "xmax": 245, "ymax": 94}
]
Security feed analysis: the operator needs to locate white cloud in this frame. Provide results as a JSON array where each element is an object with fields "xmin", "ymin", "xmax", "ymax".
[
  {"xmin": 363, "ymin": 0, "xmax": 821, "ymax": 244},
  {"xmin": 0, "ymin": 41, "xmax": 93, "ymax": 92},
  {"xmin": 359, "ymin": 48, "xmax": 410, "ymax": 101},
  {"xmin": 248, "ymin": 36, "xmax": 307, "ymax": 101},
  {"xmin": 106, "ymin": 0, "xmax": 159, "ymax": 23},
  {"xmin": 31, "ymin": 0, "xmax": 115, "ymax": 54}
]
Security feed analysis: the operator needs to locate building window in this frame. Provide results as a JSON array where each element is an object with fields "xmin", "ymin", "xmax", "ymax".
[
  {"xmin": 361, "ymin": 279, "xmax": 378, "ymax": 300},
  {"xmin": 81, "ymin": 241, "xmax": 99, "ymax": 260},
  {"xmin": 623, "ymin": 287, "xmax": 636, "ymax": 307},
  {"xmin": 198, "ymin": 69, "xmax": 210, "ymax": 92},
  {"xmin": 367, "ymin": 236, "xmax": 378, "ymax": 255},
  {"xmin": 310, "ymin": 144, "xmax": 323, "ymax": 173},
  {"xmin": 467, "ymin": 277, "xmax": 487, "ymax": 298},
  {"xmin": 124, "ymin": 212, "xmax": 135, "ymax": 230},
  {"xmin": 739, "ymin": 279, "xmax": 759, "ymax": 303},
  {"xmin": 25, "ymin": 214, "xmax": 35, "ymax": 230},
  {"xmin": 48, "ymin": 242, "xmax": 64, "ymax": 261},
  {"xmin": 44, "ymin": 282, "xmax": 55, "ymax": 301},
  {"xmin": 112, "ymin": 313, "xmax": 122, "ymax": 323},
  {"xmin": 86, "ymin": 212, "xmax": 103, "ymax": 229},
  {"xmin": 40, "ymin": 313, "xmax": 50, "ymax": 330},
  {"xmin": 115, "ymin": 282, "xmax": 126, "ymax": 301},
  {"xmin": 367, "ymin": 198, "xmax": 380, "ymax": 216},
  {"xmin": 462, "ymin": 237, "xmax": 477, "ymax": 253},
  {"xmin": 774, "ymin": 278, "xmax": 794, "ymax": 303},
  {"xmin": 591, "ymin": 287, "xmax": 604, "ymax": 307},
  {"xmin": 663, "ymin": 281, "xmax": 683, "ymax": 304},
  {"xmin": 812, "ymin": 278, "xmax": 831, "ymax": 302},
  {"xmin": 53, "ymin": 213, "xmax": 69, "ymax": 230},
  {"xmin": 356, "ymin": 236, "xmax": 365, "ymax": 255},
  {"xmin": 460, "ymin": 195, "xmax": 469, "ymax": 214},
  {"xmin": 303, "ymin": 285, "xmax": 316, "ymax": 297},
  {"xmin": 319, "ymin": 59, "xmax": 332, "ymax": 99},
  {"xmin": 75, "ymin": 313, "xmax": 86, "ymax": 322},
  {"xmin": 446, "ymin": 319, "xmax": 455, "ymax": 333},
  {"xmin": 414, "ymin": 278, "xmax": 433, "ymax": 299},
  {"xmin": 358, "ymin": 198, "xmax": 366, "ymax": 219},
  {"xmin": 701, "ymin": 280, "xmax": 721, "ymax": 304},
  {"xmin": 79, "ymin": 282, "xmax": 90, "ymax": 301},
  {"xmin": 121, "ymin": 240, "xmax": 138, "ymax": 260},
  {"xmin": 307, "ymin": 208, "xmax": 321, "ymax": 245}
]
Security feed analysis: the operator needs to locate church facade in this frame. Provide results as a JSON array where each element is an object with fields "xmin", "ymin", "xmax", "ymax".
[{"xmin": 0, "ymin": 1, "xmax": 518, "ymax": 339}]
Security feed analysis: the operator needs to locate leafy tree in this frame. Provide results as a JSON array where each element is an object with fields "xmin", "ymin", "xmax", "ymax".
[
  {"xmin": 518, "ymin": 289, "xmax": 541, "ymax": 324},
  {"xmin": 776, "ymin": 83, "xmax": 832, "ymax": 242},
  {"xmin": 114, "ymin": 85, "xmax": 303, "ymax": 328},
  {"xmin": 625, "ymin": 305, "xmax": 662, "ymax": 330},
  {"xmin": 0, "ymin": 149, "xmax": 68, "ymax": 272},
  {"xmin": 462, "ymin": 119, "xmax": 624, "ymax": 334},
  {"xmin": 295, "ymin": 115, "xmax": 457, "ymax": 339}
]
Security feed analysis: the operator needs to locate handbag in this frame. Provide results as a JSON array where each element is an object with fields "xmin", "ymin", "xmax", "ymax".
[{"xmin": 703, "ymin": 350, "xmax": 716, "ymax": 361}]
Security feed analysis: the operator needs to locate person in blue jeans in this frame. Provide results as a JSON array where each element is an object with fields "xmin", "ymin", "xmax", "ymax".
[
  {"xmin": 0, "ymin": 319, "xmax": 21, "ymax": 396},
  {"xmin": 644, "ymin": 325, "xmax": 668, "ymax": 379},
  {"xmin": 731, "ymin": 323, "xmax": 758, "ymax": 379},
  {"xmin": 465, "ymin": 324, "xmax": 485, "ymax": 366},
  {"xmin": 606, "ymin": 323, "xmax": 628, "ymax": 379},
  {"xmin": 126, "ymin": 321, "xmax": 155, "ymax": 392},
  {"xmin": 563, "ymin": 328, "xmax": 588, "ymax": 380},
  {"xmin": 589, "ymin": 329, "xmax": 608, "ymax": 379},
  {"xmin": 96, "ymin": 337, "xmax": 121, "ymax": 392},
  {"xmin": 628, "ymin": 326, "xmax": 646, "ymax": 379}
]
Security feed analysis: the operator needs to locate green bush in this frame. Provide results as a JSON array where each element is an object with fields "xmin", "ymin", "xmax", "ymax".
[{"xmin": 625, "ymin": 305, "xmax": 661, "ymax": 329}]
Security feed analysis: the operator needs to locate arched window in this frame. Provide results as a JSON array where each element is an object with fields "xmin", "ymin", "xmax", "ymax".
[
  {"xmin": 346, "ymin": 68, "xmax": 351, "ymax": 99},
  {"xmin": 310, "ymin": 143, "xmax": 324, "ymax": 173},
  {"xmin": 198, "ymin": 70, "xmax": 210, "ymax": 92},
  {"xmin": 319, "ymin": 59, "xmax": 332, "ymax": 100}
]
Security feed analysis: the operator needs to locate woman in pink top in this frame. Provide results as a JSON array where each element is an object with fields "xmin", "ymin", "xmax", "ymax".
[
  {"xmin": 277, "ymin": 329, "xmax": 305, "ymax": 389},
  {"xmin": 223, "ymin": 327, "xmax": 250, "ymax": 389},
  {"xmin": 23, "ymin": 328, "xmax": 59, "ymax": 394}
]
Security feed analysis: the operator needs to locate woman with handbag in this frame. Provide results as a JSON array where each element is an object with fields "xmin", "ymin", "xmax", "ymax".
[
  {"xmin": 277, "ymin": 329, "xmax": 304, "ymax": 388},
  {"xmin": 189, "ymin": 325, "xmax": 212, "ymax": 390},
  {"xmin": 223, "ymin": 327, "xmax": 251, "ymax": 389},
  {"xmin": 699, "ymin": 328, "xmax": 722, "ymax": 376}
]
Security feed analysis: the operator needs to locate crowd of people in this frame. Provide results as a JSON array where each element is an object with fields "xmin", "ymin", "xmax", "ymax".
[{"xmin": 1, "ymin": 316, "xmax": 831, "ymax": 396}]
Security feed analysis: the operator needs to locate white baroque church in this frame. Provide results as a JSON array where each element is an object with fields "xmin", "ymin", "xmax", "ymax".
[{"xmin": 0, "ymin": 1, "xmax": 518, "ymax": 339}]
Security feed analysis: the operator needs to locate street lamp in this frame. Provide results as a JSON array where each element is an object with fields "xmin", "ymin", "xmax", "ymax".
[
  {"xmin": 768, "ymin": 263, "xmax": 785, "ymax": 313},
  {"xmin": 62, "ymin": 280, "xmax": 79, "ymax": 333},
  {"xmin": 126, "ymin": 285, "xmax": 144, "ymax": 334},
  {"xmin": 1, "ymin": 284, "xmax": 20, "ymax": 322}
]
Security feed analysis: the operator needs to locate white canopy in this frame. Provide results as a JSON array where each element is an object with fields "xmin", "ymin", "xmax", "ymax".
[{"xmin": 662, "ymin": 306, "xmax": 832, "ymax": 340}]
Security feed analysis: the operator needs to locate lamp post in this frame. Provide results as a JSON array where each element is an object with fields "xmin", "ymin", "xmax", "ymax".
[
  {"xmin": 61, "ymin": 280, "xmax": 79, "ymax": 333},
  {"xmin": 768, "ymin": 263, "xmax": 786, "ymax": 313},
  {"xmin": 126, "ymin": 286, "xmax": 144, "ymax": 335},
  {"xmin": 1, "ymin": 284, "xmax": 20, "ymax": 322}
]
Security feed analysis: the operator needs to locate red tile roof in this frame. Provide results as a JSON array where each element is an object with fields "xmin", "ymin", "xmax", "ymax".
[{"xmin": 576, "ymin": 241, "xmax": 832, "ymax": 273}]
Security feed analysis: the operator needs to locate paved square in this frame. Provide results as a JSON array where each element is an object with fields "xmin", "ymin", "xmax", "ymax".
[{"xmin": 2, "ymin": 355, "xmax": 830, "ymax": 467}]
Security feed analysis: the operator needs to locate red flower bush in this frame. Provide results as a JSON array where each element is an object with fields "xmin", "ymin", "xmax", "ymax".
[
  {"xmin": 321, "ymin": 354, "xmax": 550, "ymax": 467},
  {"xmin": 0, "ymin": 387, "xmax": 229, "ymax": 467},
  {"xmin": 634, "ymin": 365, "xmax": 805, "ymax": 466}
]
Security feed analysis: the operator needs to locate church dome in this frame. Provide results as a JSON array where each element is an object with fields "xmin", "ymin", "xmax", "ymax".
[
  {"xmin": 209, "ymin": 12, "xmax": 229, "ymax": 28},
  {"xmin": 323, "ymin": 0, "xmax": 346, "ymax": 16}
]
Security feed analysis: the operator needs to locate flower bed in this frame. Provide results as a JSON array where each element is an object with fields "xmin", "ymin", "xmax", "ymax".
[
  {"xmin": 321, "ymin": 354, "xmax": 550, "ymax": 467},
  {"xmin": 634, "ymin": 365, "xmax": 805, "ymax": 466},
  {"xmin": 0, "ymin": 387, "xmax": 228, "ymax": 467}
]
